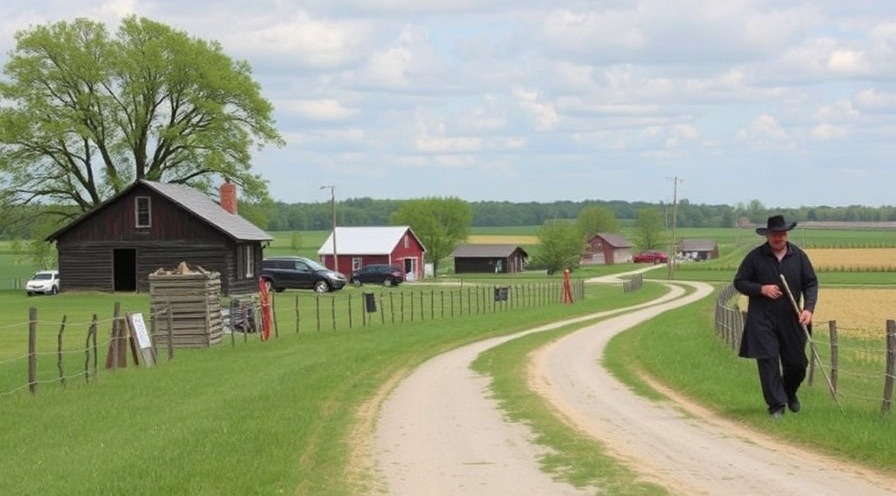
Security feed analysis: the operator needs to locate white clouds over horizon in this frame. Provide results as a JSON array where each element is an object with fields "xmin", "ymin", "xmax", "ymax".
[{"xmin": 2, "ymin": 1, "xmax": 896, "ymax": 208}]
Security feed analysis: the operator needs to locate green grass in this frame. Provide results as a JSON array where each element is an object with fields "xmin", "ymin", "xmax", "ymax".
[{"xmin": 0, "ymin": 282, "xmax": 657, "ymax": 495}]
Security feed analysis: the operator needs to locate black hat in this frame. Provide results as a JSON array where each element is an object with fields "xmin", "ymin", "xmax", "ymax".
[{"xmin": 756, "ymin": 215, "xmax": 797, "ymax": 235}]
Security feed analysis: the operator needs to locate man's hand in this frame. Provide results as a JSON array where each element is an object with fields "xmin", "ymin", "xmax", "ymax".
[
  {"xmin": 761, "ymin": 284, "xmax": 782, "ymax": 299},
  {"xmin": 799, "ymin": 309, "xmax": 813, "ymax": 326}
]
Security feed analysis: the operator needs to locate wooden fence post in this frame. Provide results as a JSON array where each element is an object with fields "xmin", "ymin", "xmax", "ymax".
[
  {"xmin": 295, "ymin": 294, "xmax": 300, "ymax": 334},
  {"xmin": 882, "ymin": 320, "xmax": 895, "ymax": 414},
  {"xmin": 166, "ymin": 301, "xmax": 174, "ymax": 359},
  {"xmin": 28, "ymin": 307, "xmax": 37, "ymax": 394},
  {"xmin": 829, "ymin": 320, "xmax": 839, "ymax": 393},
  {"xmin": 56, "ymin": 316, "xmax": 67, "ymax": 387}
]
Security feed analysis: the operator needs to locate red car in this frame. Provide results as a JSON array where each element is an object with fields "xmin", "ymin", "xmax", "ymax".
[{"xmin": 633, "ymin": 250, "xmax": 669, "ymax": 264}]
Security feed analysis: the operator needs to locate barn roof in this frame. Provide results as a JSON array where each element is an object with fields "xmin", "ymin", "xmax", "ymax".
[
  {"xmin": 590, "ymin": 232, "xmax": 633, "ymax": 248},
  {"xmin": 46, "ymin": 179, "xmax": 271, "ymax": 242},
  {"xmin": 678, "ymin": 239, "xmax": 718, "ymax": 251},
  {"xmin": 450, "ymin": 244, "xmax": 528, "ymax": 258},
  {"xmin": 318, "ymin": 226, "xmax": 426, "ymax": 255}
]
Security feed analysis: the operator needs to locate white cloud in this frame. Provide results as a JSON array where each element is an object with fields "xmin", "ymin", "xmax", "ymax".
[
  {"xmin": 512, "ymin": 87, "xmax": 560, "ymax": 131},
  {"xmin": 738, "ymin": 114, "xmax": 791, "ymax": 146},
  {"xmin": 3, "ymin": 0, "xmax": 896, "ymax": 207}
]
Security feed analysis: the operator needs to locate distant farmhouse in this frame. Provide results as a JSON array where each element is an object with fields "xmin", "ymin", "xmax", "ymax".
[
  {"xmin": 678, "ymin": 239, "xmax": 719, "ymax": 261},
  {"xmin": 450, "ymin": 244, "xmax": 529, "ymax": 274},
  {"xmin": 581, "ymin": 233, "xmax": 634, "ymax": 265},
  {"xmin": 46, "ymin": 180, "xmax": 271, "ymax": 295}
]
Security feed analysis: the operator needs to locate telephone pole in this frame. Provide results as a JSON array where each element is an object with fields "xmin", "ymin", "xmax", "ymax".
[
  {"xmin": 320, "ymin": 185, "xmax": 337, "ymax": 272},
  {"xmin": 668, "ymin": 176, "xmax": 682, "ymax": 279}
]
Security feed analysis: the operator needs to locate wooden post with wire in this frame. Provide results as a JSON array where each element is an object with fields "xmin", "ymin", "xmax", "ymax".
[{"xmin": 779, "ymin": 274, "xmax": 843, "ymax": 412}]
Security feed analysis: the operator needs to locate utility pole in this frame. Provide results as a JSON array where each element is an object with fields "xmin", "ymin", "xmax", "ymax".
[
  {"xmin": 667, "ymin": 176, "xmax": 682, "ymax": 279},
  {"xmin": 320, "ymin": 185, "xmax": 337, "ymax": 272}
]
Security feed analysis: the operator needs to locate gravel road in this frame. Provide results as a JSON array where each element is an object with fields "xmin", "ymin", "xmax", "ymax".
[{"xmin": 369, "ymin": 272, "xmax": 896, "ymax": 495}]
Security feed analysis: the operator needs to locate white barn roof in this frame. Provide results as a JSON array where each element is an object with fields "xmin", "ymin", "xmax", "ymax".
[{"xmin": 317, "ymin": 226, "xmax": 425, "ymax": 255}]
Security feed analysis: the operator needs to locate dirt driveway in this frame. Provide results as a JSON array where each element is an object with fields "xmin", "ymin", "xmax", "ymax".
[{"xmin": 365, "ymin": 274, "xmax": 896, "ymax": 495}]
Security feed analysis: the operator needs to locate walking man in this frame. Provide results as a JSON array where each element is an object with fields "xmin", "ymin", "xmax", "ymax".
[{"xmin": 734, "ymin": 215, "xmax": 818, "ymax": 418}]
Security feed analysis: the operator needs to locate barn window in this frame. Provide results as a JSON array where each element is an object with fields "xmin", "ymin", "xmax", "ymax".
[
  {"xmin": 135, "ymin": 197, "xmax": 151, "ymax": 227},
  {"xmin": 352, "ymin": 257, "xmax": 362, "ymax": 272}
]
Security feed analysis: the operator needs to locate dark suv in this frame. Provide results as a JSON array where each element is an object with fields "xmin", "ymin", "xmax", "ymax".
[
  {"xmin": 350, "ymin": 264, "xmax": 405, "ymax": 287},
  {"xmin": 261, "ymin": 256, "xmax": 347, "ymax": 293}
]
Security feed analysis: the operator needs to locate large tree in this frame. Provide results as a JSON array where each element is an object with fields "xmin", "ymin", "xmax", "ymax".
[
  {"xmin": 390, "ymin": 197, "xmax": 472, "ymax": 275},
  {"xmin": 633, "ymin": 208, "xmax": 666, "ymax": 250},
  {"xmin": 0, "ymin": 16, "xmax": 284, "ymax": 218},
  {"xmin": 531, "ymin": 219, "xmax": 584, "ymax": 275},
  {"xmin": 576, "ymin": 205, "xmax": 621, "ymax": 237}
]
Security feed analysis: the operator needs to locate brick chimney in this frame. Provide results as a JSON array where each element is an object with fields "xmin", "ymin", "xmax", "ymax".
[{"xmin": 220, "ymin": 179, "xmax": 238, "ymax": 215}]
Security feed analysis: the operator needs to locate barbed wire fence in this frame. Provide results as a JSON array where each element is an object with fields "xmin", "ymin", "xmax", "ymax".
[{"xmin": 715, "ymin": 284, "xmax": 896, "ymax": 414}]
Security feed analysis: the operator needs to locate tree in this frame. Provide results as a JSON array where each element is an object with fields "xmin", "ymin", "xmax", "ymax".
[
  {"xmin": 576, "ymin": 205, "xmax": 621, "ymax": 237},
  {"xmin": 390, "ymin": 197, "xmax": 472, "ymax": 275},
  {"xmin": 531, "ymin": 219, "xmax": 584, "ymax": 275},
  {"xmin": 633, "ymin": 208, "xmax": 666, "ymax": 250},
  {"xmin": 0, "ymin": 16, "xmax": 284, "ymax": 219}
]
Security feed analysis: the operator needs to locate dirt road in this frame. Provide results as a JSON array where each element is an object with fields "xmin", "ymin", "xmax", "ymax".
[{"xmin": 369, "ymin": 273, "xmax": 896, "ymax": 495}]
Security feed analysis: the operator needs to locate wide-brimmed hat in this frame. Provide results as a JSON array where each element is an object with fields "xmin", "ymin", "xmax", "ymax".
[{"xmin": 756, "ymin": 215, "xmax": 797, "ymax": 235}]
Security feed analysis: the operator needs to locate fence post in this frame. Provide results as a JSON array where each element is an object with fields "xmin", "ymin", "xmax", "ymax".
[
  {"xmin": 829, "ymin": 320, "xmax": 839, "ymax": 393},
  {"xmin": 28, "ymin": 308, "xmax": 37, "ymax": 394},
  {"xmin": 882, "ymin": 320, "xmax": 895, "ymax": 414},
  {"xmin": 166, "ymin": 301, "xmax": 174, "ymax": 360},
  {"xmin": 57, "ymin": 315, "xmax": 67, "ymax": 387}
]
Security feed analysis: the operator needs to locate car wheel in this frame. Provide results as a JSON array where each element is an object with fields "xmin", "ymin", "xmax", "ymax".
[
  {"xmin": 26, "ymin": 291, "xmax": 33, "ymax": 297},
  {"xmin": 383, "ymin": 278, "xmax": 393, "ymax": 287},
  {"xmin": 313, "ymin": 280, "xmax": 330, "ymax": 293},
  {"xmin": 51, "ymin": 286, "xmax": 58, "ymax": 295},
  {"xmin": 263, "ymin": 278, "xmax": 275, "ymax": 292},
  {"xmin": 351, "ymin": 278, "xmax": 362, "ymax": 287}
]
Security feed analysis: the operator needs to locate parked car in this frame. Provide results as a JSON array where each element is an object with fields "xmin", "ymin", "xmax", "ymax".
[
  {"xmin": 260, "ymin": 256, "xmax": 346, "ymax": 293},
  {"xmin": 26, "ymin": 270, "xmax": 60, "ymax": 296},
  {"xmin": 633, "ymin": 250, "xmax": 669, "ymax": 264},
  {"xmin": 350, "ymin": 264, "xmax": 405, "ymax": 287}
]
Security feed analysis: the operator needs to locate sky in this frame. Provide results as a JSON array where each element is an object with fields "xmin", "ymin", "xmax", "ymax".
[{"xmin": 2, "ymin": 1, "xmax": 895, "ymax": 209}]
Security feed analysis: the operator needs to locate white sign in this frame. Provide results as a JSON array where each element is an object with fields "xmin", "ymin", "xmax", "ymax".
[{"xmin": 129, "ymin": 313, "xmax": 152, "ymax": 350}]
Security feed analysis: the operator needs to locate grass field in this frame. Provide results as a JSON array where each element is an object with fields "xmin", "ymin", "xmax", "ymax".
[{"xmin": 1, "ymin": 226, "xmax": 895, "ymax": 493}]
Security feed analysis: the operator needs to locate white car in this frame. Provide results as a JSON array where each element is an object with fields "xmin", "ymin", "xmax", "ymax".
[{"xmin": 26, "ymin": 270, "xmax": 60, "ymax": 296}]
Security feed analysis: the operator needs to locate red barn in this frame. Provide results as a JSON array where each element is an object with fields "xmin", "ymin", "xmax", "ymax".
[
  {"xmin": 581, "ymin": 232, "xmax": 634, "ymax": 265},
  {"xmin": 318, "ymin": 226, "xmax": 427, "ymax": 281}
]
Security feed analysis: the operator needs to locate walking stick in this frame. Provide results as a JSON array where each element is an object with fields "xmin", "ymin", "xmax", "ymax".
[{"xmin": 779, "ymin": 274, "xmax": 844, "ymax": 412}]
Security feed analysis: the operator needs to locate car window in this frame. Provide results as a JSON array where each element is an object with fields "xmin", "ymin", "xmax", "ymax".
[
  {"xmin": 294, "ymin": 261, "xmax": 311, "ymax": 272},
  {"xmin": 303, "ymin": 259, "xmax": 327, "ymax": 271}
]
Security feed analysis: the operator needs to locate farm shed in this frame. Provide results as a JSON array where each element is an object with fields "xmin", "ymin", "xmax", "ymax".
[
  {"xmin": 678, "ymin": 239, "xmax": 719, "ymax": 261},
  {"xmin": 46, "ymin": 179, "xmax": 271, "ymax": 296},
  {"xmin": 318, "ymin": 226, "xmax": 427, "ymax": 281},
  {"xmin": 450, "ymin": 244, "xmax": 529, "ymax": 274},
  {"xmin": 581, "ymin": 233, "xmax": 634, "ymax": 265}
]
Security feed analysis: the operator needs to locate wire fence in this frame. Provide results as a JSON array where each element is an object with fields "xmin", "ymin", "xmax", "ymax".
[
  {"xmin": 0, "ymin": 279, "xmax": 585, "ymax": 397},
  {"xmin": 715, "ymin": 285, "xmax": 896, "ymax": 414}
]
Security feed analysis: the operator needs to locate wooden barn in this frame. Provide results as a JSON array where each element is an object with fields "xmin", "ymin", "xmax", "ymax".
[
  {"xmin": 45, "ymin": 179, "xmax": 271, "ymax": 296},
  {"xmin": 581, "ymin": 233, "xmax": 634, "ymax": 265},
  {"xmin": 318, "ymin": 226, "xmax": 427, "ymax": 281},
  {"xmin": 450, "ymin": 244, "xmax": 528, "ymax": 274},
  {"xmin": 678, "ymin": 239, "xmax": 719, "ymax": 261}
]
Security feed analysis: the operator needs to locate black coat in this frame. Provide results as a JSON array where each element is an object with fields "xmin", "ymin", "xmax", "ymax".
[{"xmin": 733, "ymin": 242, "xmax": 818, "ymax": 359}]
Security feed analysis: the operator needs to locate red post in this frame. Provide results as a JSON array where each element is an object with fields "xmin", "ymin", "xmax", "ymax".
[
  {"xmin": 562, "ymin": 269, "xmax": 573, "ymax": 304},
  {"xmin": 258, "ymin": 277, "xmax": 273, "ymax": 341}
]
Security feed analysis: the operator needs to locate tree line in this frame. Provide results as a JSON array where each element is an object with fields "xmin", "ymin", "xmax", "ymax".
[{"xmin": 260, "ymin": 198, "xmax": 896, "ymax": 232}]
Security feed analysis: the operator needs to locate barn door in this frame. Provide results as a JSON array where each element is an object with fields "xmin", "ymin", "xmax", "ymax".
[{"xmin": 113, "ymin": 249, "xmax": 137, "ymax": 292}]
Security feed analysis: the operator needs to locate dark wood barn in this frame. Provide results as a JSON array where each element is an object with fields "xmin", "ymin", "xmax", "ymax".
[
  {"xmin": 318, "ymin": 226, "xmax": 427, "ymax": 281},
  {"xmin": 581, "ymin": 233, "xmax": 634, "ymax": 265},
  {"xmin": 46, "ymin": 180, "xmax": 271, "ymax": 296},
  {"xmin": 450, "ymin": 244, "xmax": 529, "ymax": 274}
]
